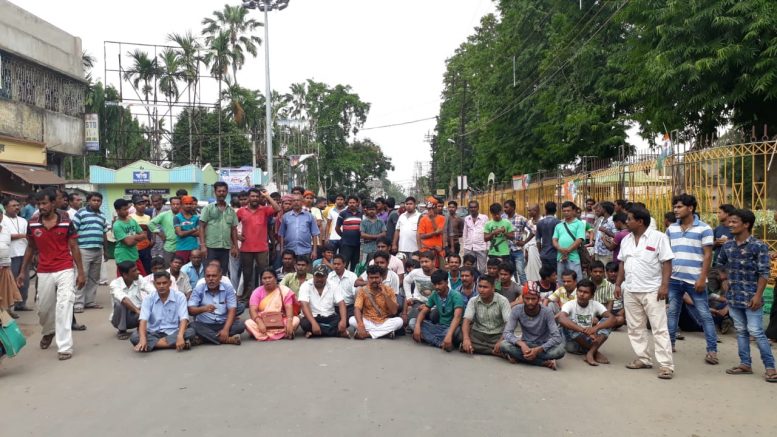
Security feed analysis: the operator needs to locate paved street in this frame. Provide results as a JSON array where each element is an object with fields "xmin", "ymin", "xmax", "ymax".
[{"xmin": 2, "ymin": 277, "xmax": 775, "ymax": 436}]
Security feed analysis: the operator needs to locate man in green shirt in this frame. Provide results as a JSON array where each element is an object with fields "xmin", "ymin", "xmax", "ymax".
[
  {"xmin": 552, "ymin": 200, "xmax": 585, "ymax": 284},
  {"xmin": 113, "ymin": 198, "xmax": 147, "ymax": 275},
  {"xmin": 280, "ymin": 255, "xmax": 313, "ymax": 296},
  {"xmin": 412, "ymin": 269, "xmax": 465, "ymax": 351},
  {"xmin": 461, "ymin": 275, "xmax": 511, "ymax": 356},
  {"xmin": 149, "ymin": 197, "xmax": 181, "ymax": 265},
  {"xmin": 199, "ymin": 182, "xmax": 238, "ymax": 276},
  {"xmin": 484, "ymin": 203, "xmax": 515, "ymax": 262}
]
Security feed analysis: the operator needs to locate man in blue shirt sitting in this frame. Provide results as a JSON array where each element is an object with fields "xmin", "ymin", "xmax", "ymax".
[
  {"xmin": 188, "ymin": 264, "xmax": 245, "ymax": 345},
  {"xmin": 131, "ymin": 271, "xmax": 195, "ymax": 352}
]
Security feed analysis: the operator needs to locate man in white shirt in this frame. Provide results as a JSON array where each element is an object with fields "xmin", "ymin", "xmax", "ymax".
[
  {"xmin": 1, "ymin": 198, "xmax": 30, "ymax": 311},
  {"xmin": 392, "ymin": 196, "xmax": 421, "ymax": 259},
  {"xmin": 462, "ymin": 200, "xmax": 489, "ymax": 273},
  {"xmin": 110, "ymin": 261, "xmax": 156, "ymax": 340},
  {"xmin": 371, "ymin": 237, "xmax": 404, "ymax": 283},
  {"xmin": 615, "ymin": 205, "xmax": 675, "ymax": 380},
  {"xmin": 299, "ymin": 265, "xmax": 348, "ymax": 338},
  {"xmin": 324, "ymin": 193, "xmax": 346, "ymax": 252},
  {"xmin": 557, "ymin": 279, "xmax": 619, "ymax": 366},
  {"xmin": 327, "ymin": 254, "xmax": 358, "ymax": 317}
]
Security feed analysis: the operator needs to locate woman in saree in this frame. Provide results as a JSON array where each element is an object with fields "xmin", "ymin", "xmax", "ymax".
[{"xmin": 245, "ymin": 268, "xmax": 300, "ymax": 341}]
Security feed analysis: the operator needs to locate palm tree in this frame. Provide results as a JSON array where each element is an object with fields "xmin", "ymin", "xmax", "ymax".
[
  {"xmin": 288, "ymin": 82, "xmax": 308, "ymax": 121},
  {"xmin": 221, "ymin": 78, "xmax": 261, "ymax": 166},
  {"xmin": 123, "ymin": 49, "xmax": 160, "ymax": 159},
  {"xmin": 168, "ymin": 31, "xmax": 202, "ymax": 161},
  {"xmin": 201, "ymin": 4, "xmax": 262, "ymax": 87},
  {"xmin": 158, "ymin": 48, "xmax": 182, "ymax": 161},
  {"xmin": 202, "ymin": 31, "xmax": 232, "ymax": 168}
]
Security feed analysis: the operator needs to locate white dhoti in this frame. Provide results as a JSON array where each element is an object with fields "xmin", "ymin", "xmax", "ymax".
[
  {"xmin": 524, "ymin": 244, "xmax": 541, "ymax": 282},
  {"xmin": 348, "ymin": 316, "xmax": 404, "ymax": 339}
]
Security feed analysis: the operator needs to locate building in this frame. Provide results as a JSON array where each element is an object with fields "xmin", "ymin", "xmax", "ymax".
[{"xmin": 0, "ymin": 0, "xmax": 87, "ymax": 197}]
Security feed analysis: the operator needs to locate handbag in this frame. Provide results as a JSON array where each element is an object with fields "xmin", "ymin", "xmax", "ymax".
[
  {"xmin": 0, "ymin": 310, "xmax": 27, "ymax": 358},
  {"xmin": 562, "ymin": 222, "xmax": 592, "ymax": 269},
  {"xmin": 259, "ymin": 289, "xmax": 285, "ymax": 329}
]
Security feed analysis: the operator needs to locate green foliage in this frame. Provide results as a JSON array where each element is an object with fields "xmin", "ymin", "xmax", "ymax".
[{"xmin": 170, "ymin": 108, "xmax": 252, "ymax": 167}]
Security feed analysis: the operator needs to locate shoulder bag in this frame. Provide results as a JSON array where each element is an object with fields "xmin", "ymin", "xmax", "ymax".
[
  {"xmin": 563, "ymin": 222, "xmax": 592, "ymax": 269},
  {"xmin": 259, "ymin": 289, "xmax": 286, "ymax": 329}
]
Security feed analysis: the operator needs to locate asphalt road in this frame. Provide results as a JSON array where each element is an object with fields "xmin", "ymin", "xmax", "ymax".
[{"xmin": 2, "ymin": 279, "xmax": 776, "ymax": 436}]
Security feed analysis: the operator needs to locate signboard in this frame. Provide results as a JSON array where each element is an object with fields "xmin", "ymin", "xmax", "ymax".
[
  {"xmin": 85, "ymin": 114, "xmax": 99, "ymax": 151},
  {"xmin": 435, "ymin": 189, "xmax": 446, "ymax": 196},
  {"xmin": 219, "ymin": 167, "xmax": 253, "ymax": 192},
  {"xmin": 125, "ymin": 188, "xmax": 169, "ymax": 196},
  {"xmin": 512, "ymin": 174, "xmax": 531, "ymax": 190},
  {"xmin": 457, "ymin": 175, "xmax": 468, "ymax": 191},
  {"xmin": 133, "ymin": 171, "xmax": 150, "ymax": 184}
]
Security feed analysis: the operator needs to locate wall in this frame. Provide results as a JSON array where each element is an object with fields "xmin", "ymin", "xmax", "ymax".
[
  {"xmin": 99, "ymin": 184, "xmax": 198, "ymax": 217},
  {"xmin": 0, "ymin": 135, "xmax": 46, "ymax": 165},
  {"xmin": 43, "ymin": 111, "xmax": 84, "ymax": 156},
  {"xmin": 0, "ymin": 99, "xmax": 43, "ymax": 143},
  {"xmin": 0, "ymin": 0, "xmax": 84, "ymax": 80}
]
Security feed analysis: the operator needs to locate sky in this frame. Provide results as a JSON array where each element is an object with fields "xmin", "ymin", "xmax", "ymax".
[{"xmin": 12, "ymin": 0, "xmax": 497, "ymax": 190}]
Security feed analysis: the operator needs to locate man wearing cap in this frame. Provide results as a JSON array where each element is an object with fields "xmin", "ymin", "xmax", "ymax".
[
  {"xmin": 417, "ymin": 198, "xmax": 446, "ymax": 267},
  {"xmin": 299, "ymin": 264, "xmax": 348, "ymax": 338},
  {"xmin": 499, "ymin": 283, "xmax": 565, "ymax": 370}
]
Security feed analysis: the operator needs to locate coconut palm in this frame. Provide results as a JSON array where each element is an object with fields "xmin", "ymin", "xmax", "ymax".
[
  {"xmin": 123, "ymin": 49, "xmax": 160, "ymax": 158},
  {"xmin": 201, "ymin": 4, "xmax": 262, "ymax": 87},
  {"xmin": 168, "ymin": 31, "xmax": 203, "ymax": 162},
  {"xmin": 158, "ymin": 48, "xmax": 182, "ymax": 161},
  {"xmin": 202, "ymin": 31, "xmax": 233, "ymax": 168}
]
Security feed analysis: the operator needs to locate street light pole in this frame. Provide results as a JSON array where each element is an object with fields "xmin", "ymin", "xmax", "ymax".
[{"xmin": 243, "ymin": 0, "xmax": 290, "ymax": 186}]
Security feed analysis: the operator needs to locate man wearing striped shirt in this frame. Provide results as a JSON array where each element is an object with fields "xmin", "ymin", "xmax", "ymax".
[
  {"xmin": 72, "ymin": 192, "xmax": 108, "ymax": 312},
  {"xmin": 666, "ymin": 194, "xmax": 718, "ymax": 364}
]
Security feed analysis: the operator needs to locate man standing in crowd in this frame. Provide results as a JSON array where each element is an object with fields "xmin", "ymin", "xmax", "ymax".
[
  {"xmin": 462, "ymin": 200, "xmax": 489, "ymax": 273},
  {"xmin": 16, "ymin": 189, "xmax": 86, "ymax": 361},
  {"xmin": 359, "ymin": 201, "xmax": 386, "ymax": 264},
  {"xmin": 237, "ymin": 188, "xmax": 280, "ymax": 299},
  {"xmin": 280, "ymin": 193, "xmax": 320, "ymax": 260},
  {"xmin": 199, "ymin": 181, "xmax": 238, "ymax": 274},
  {"xmin": 484, "ymin": 203, "xmax": 515, "ymax": 263},
  {"xmin": 174, "ymin": 196, "xmax": 200, "ymax": 263},
  {"xmin": 1, "ymin": 198, "xmax": 30, "ymax": 311},
  {"xmin": 524, "ymin": 204, "xmax": 542, "ymax": 282},
  {"xmin": 444, "ymin": 200, "xmax": 463, "ymax": 256},
  {"xmin": 393, "ymin": 196, "xmax": 421, "ymax": 259},
  {"xmin": 713, "ymin": 204, "xmax": 735, "ymax": 261},
  {"xmin": 72, "ymin": 192, "xmax": 108, "ymax": 312},
  {"xmin": 113, "ymin": 198, "xmax": 147, "ymax": 276},
  {"xmin": 131, "ymin": 195, "xmax": 153, "ymax": 275},
  {"xmin": 715, "ymin": 209, "xmax": 776, "ymax": 382},
  {"xmin": 616, "ymin": 205, "xmax": 675, "ymax": 379},
  {"xmin": 66, "ymin": 192, "xmax": 82, "ymax": 220},
  {"xmin": 593, "ymin": 201, "xmax": 616, "ymax": 265},
  {"xmin": 503, "ymin": 199, "xmax": 532, "ymax": 285},
  {"xmin": 535, "ymin": 202, "xmax": 560, "ymax": 271},
  {"xmin": 325, "ymin": 193, "xmax": 346, "ymax": 252},
  {"xmin": 148, "ymin": 194, "xmax": 168, "ymax": 260},
  {"xmin": 552, "ymin": 201, "xmax": 585, "ymax": 282},
  {"xmin": 417, "ymin": 199, "xmax": 445, "ymax": 266},
  {"xmin": 385, "ymin": 197, "xmax": 399, "ymax": 246},
  {"xmin": 461, "ymin": 275, "xmax": 511, "ymax": 356},
  {"xmin": 666, "ymin": 194, "xmax": 718, "ymax": 364},
  {"xmin": 149, "ymin": 196, "xmax": 181, "ymax": 265}
]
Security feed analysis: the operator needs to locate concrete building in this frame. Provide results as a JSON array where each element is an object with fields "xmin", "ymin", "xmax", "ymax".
[{"xmin": 0, "ymin": 0, "xmax": 87, "ymax": 197}]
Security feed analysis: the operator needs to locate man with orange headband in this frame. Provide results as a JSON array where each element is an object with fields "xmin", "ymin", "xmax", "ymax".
[
  {"xmin": 417, "ymin": 198, "xmax": 446, "ymax": 267},
  {"xmin": 173, "ymin": 195, "xmax": 200, "ymax": 264}
]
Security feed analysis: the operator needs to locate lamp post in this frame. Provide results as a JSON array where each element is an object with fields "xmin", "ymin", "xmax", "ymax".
[{"xmin": 242, "ymin": 0, "xmax": 290, "ymax": 186}]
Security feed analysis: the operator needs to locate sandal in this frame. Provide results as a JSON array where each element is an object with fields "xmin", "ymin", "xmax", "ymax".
[
  {"xmin": 765, "ymin": 372, "xmax": 777, "ymax": 383},
  {"xmin": 58, "ymin": 352, "xmax": 72, "ymax": 361},
  {"xmin": 657, "ymin": 367, "xmax": 674, "ymax": 380},
  {"xmin": 705, "ymin": 352, "xmax": 719, "ymax": 365},
  {"xmin": 85, "ymin": 304, "xmax": 104, "ymax": 310},
  {"xmin": 726, "ymin": 365, "xmax": 753, "ymax": 375},
  {"xmin": 625, "ymin": 359, "xmax": 653, "ymax": 370},
  {"xmin": 40, "ymin": 333, "xmax": 54, "ymax": 350},
  {"xmin": 116, "ymin": 331, "xmax": 131, "ymax": 341}
]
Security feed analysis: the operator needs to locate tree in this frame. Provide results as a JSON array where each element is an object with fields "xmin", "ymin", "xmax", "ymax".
[
  {"xmin": 201, "ymin": 3, "xmax": 262, "ymax": 86},
  {"xmin": 168, "ymin": 31, "xmax": 203, "ymax": 162},
  {"xmin": 202, "ymin": 31, "xmax": 232, "ymax": 168},
  {"xmin": 170, "ymin": 108, "xmax": 252, "ymax": 167},
  {"xmin": 123, "ymin": 49, "xmax": 162, "ymax": 159},
  {"xmin": 158, "ymin": 48, "xmax": 182, "ymax": 160}
]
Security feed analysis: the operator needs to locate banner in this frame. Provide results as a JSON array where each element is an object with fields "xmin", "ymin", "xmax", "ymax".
[
  {"xmin": 512, "ymin": 174, "xmax": 531, "ymax": 190},
  {"xmin": 562, "ymin": 180, "xmax": 578, "ymax": 200},
  {"xmin": 219, "ymin": 167, "xmax": 253, "ymax": 192},
  {"xmin": 289, "ymin": 154, "xmax": 315, "ymax": 167},
  {"xmin": 85, "ymin": 114, "xmax": 99, "ymax": 151},
  {"xmin": 125, "ymin": 188, "xmax": 169, "ymax": 196}
]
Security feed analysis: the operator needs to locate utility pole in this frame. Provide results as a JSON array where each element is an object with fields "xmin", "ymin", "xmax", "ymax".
[
  {"xmin": 458, "ymin": 80, "xmax": 467, "ymax": 204},
  {"xmin": 424, "ymin": 130, "xmax": 435, "ymax": 191}
]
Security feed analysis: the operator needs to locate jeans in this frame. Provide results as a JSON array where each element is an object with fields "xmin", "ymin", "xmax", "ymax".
[
  {"xmin": 499, "ymin": 340, "xmax": 566, "ymax": 366},
  {"xmin": 556, "ymin": 259, "xmax": 582, "ymax": 284},
  {"xmin": 11, "ymin": 256, "xmax": 29, "ymax": 309},
  {"xmin": 728, "ymin": 306, "xmax": 775, "ymax": 369},
  {"xmin": 420, "ymin": 320, "xmax": 461, "ymax": 348},
  {"xmin": 339, "ymin": 244, "xmax": 360, "ymax": 271},
  {"xmin": 667, "ymin": 279, "xmax": 717, "ymax": 352},
  {"xmin": 510, "ymin": 250, "xmax": 527, "ymax": 285}
]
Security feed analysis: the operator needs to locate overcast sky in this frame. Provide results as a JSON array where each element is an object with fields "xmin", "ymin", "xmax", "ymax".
[{"xmin": 12, "ymin": 0, "xmax": 497, "ymax": 189}]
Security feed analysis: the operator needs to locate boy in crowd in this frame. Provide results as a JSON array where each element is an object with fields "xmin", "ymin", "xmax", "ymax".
[{"xmin": 557, "ymin": 279, "xmax": 619, "ymax": 366}]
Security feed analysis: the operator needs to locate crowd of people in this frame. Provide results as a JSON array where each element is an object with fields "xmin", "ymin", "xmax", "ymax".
[{"xmin": 1, "ymin": 184, "xmax": 775, "ymax": 383}]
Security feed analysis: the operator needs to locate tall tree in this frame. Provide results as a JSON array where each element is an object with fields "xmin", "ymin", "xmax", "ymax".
[
  {"xmin": 201, "ymin": 3, "xmax": 262, "ymax": 86},
  {"xmin": 168, "ymin": 31, "xmax": 203, "ymax": 162},
  {"xmin": 202, "ymin": 31, "xmax": 232, "ymax": 167}
]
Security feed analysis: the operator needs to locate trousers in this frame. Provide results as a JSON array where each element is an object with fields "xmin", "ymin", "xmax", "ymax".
[
  {"xmin": 37, "ymin": 269, "xmax": 75, "ymax": 354},
  {"xmin": 111, "ymin": 301, "xmax": 140, "ymax": 331},
  {"xmin": 300, "ymin": 313, "xmax": 342, "ymax": 337},
  {"xmin": 11, "ymin": 256, "xmax": 29, "ymax": 309},
  {"xmin": 667, "ymin": 279, "xmax": 717, "ymax": 352},
  {"xmin": 339, "ymin": 244, "xmax": 360, "ymax": 271},
  {"xmin": 499, "ymin": 340, "xmax": 566, "ymax": 366},
  {"xmin": 348, "ymin": 316, "xmax": 403, "ymax": 339},
  {"xmin": 239, "ymin": 251, "xmax": 269, "ymax": 299},
  {"xmin": 76, "ymin": 248, "xmax": 103, "ymax": 309},
  {"xmin": 130, "ymin": 327, "xmax": 196, "ymax": 351},
  {"xmin": 624, "ymin": 290, "xmax": 674, "ymax": 370},
  {"xmin": 192, "ymin": 320, "xmax": 246, "ymax": 344}
]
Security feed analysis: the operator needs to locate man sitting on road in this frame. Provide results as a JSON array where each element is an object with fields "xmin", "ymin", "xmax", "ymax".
[
  {"xmin": 351, "ymin": 265, "xmax": 403, "ymax": 339},
  {"xmin": 497, "ymin": 261, "xmax": 522, "ymax": 307},
  {"xmin": 130, "ymin": 271, "xmax": 195, "ymax": 352},
  {"xmin": 459, "ymin": 267, "xmax": 479, "ymax": 304},
  {"xmin": 461, "ymin": 275, "xmax": 511, "ymax": 356},
  {"xmin": 299, "ymin": 265, "xmax": 348, "ymax": 338},
  {"xmin": 182, "ymin": 249, "xmax": 205, "ymax": 290},
  {"xmin": 412, "ymin": 269, "xmax": 465, "ymax": 351},
  {"xmin": 544, "ymin": 270, "xmax": 578, "ymax": 313},
  {"xmin": 168, "ymin": 256, "xmax": 193, "ymax": 299},
  {"xmin": 327, "ymin": 254, "xmax": 358, "ymax": 318},
  {"xmin": 188, "ymin": 264, "xmax": 245, "ymax": 346},
  {"xmin": 556, "ymin": 279, "xmax": 619, "ymax": 366},
  {"xmin": 110, "ymin": 261, "xmax": 155, "ymax": 340},
  {"xmin": 281, "ymin": 255, "xmax": 313, "ymax": 296},
  {"xmin": 500, "ymin": 287, "xmax": 565, "ymax": 370}
]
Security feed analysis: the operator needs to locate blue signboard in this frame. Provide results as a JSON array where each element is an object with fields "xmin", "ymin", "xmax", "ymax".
[{"xmin": 133, "ymin": 171, "xmax": 150, "ymax": 184}]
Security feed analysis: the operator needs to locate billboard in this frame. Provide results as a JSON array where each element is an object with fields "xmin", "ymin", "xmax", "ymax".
[
  {"xmin": 219, "ymin": 167, "xmax": 253, "ymax": 192},
  {"xmin": 85, "ymin": 114, "xmax": 99, "ymax": 151}
]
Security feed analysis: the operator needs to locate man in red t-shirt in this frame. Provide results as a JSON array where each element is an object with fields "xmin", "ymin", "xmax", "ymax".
[
  {"xmin": 16, "ymin": 189, "xmax": 86, "ymax": 361},
  {"xmin": 417, "ymin": 199, "xmax": 446, "ymax": 267},
  {"xmin": 237, "ymin": 187, "xmax": 280, "ymax": 301}
]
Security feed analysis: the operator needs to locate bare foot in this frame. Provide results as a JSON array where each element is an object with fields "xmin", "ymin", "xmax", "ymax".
[
  {"xmin": 594, "ymin": 351, "xmax": 610, "ymax": 364},
  {"xmin": 505, "ymin": 355, "xmax": 517, "ymax": 364},
  {"xmin": 542, "ymin": 359, "xmax": 557, "ymax": 370},
  {"xmin": 584, "ymin": 352, "xmax": 599, "ymax": 366},
  {"xmin": 305, "ymin": 332, "xmax": 313, "ymax": 338}
]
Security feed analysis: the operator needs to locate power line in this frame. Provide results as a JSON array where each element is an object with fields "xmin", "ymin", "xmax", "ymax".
[{"xmin": 360, "ymin": 116, "xmax": 437, "ymax": 131}]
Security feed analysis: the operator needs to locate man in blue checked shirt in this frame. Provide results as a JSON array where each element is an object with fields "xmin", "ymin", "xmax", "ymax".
[
  {"xmin": 714, "ymin": 209, "xmax": 776, "ymax": 382},
  {"xmin": 131, "ymin": 271, "xmax": 195, "ymax": 352},
  {"xmin": 187, "ymin": 264, "xmax": 245, "ymax": 345},
  {"xmin": 666, "ymin": 194, "xmax": 718, "ymax": 364}
]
